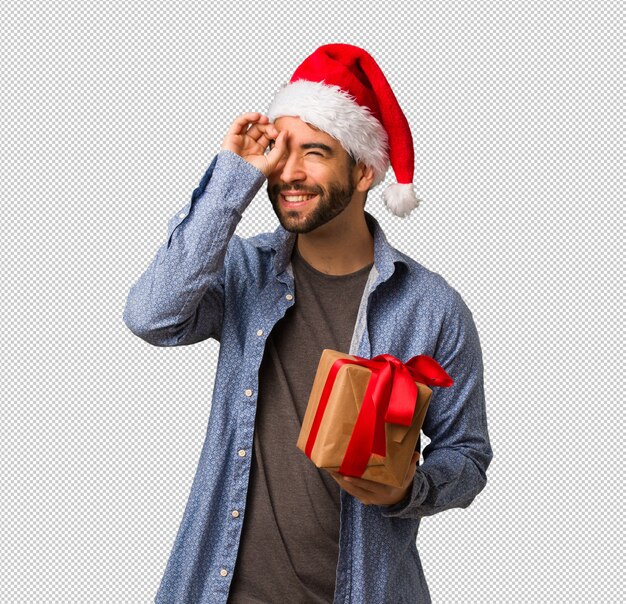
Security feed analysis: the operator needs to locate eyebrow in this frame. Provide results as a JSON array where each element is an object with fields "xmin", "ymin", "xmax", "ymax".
[
  {"xmin": 269, "ymin": 140, "xmax": 334, "ymax": 154},
  {"xmin": 300, "ymin": 143, "xmax": 334, "ymax": 153}
]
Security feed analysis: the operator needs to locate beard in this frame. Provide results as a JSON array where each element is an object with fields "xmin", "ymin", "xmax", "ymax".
[{"xmin": 267, "ymin": 176, "xmax": 356, "ymax": 234}]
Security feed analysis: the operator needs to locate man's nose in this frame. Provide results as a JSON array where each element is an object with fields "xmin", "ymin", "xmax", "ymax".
[{"xmin": 279, "ymin": 152, "xmax": 306, "ymax": 182}]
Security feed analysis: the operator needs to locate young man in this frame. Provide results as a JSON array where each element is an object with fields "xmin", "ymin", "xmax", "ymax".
[{"xmin": 123, "ymin": 44, "xmax": 493, "ymax": 603}]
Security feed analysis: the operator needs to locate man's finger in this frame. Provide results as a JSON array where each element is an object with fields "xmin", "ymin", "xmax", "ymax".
[
  {"xmin": 329, "ymin": 470, "xmax": 381, "ymax": 495},
  {"xmin": 264, "ymin": 130, "xmax": 288, "ymax": 170},
  {"xmin": 226, "ymin": 112, "xmax": 267, "ymax": 136},
  {"xmin": 329, "ymin": 473, "xmax": 381, "ymax": 505},
  {"xmin": 329, "ymin": 472, "xmax": 367, "ymax": 497},
  {"xmin": 247, "ymin": 123, "xmax": 274, "ymax": 144},
  {"xmin": 343, "ymin": 476, "xmax": 388, "ymax": 495}
]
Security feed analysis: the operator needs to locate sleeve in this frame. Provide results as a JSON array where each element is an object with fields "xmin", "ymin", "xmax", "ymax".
[
  {"xmin": 122, "ymin": 150, "xmax": 267, "ymax": 346},
  {"xmin": 378, "ymin": 289, "xmax": 494, "ymax": 519}
]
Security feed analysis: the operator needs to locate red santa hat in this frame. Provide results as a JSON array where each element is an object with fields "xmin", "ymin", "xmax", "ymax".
[{"xmin": 267, "ymin": 43, "xmax": 420, "ymax": 218}]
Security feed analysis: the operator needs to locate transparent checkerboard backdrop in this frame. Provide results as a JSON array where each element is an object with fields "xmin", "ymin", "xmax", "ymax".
[{"xmin": 1, "ymin": 0, "xmax": 622, "ymax": 602}]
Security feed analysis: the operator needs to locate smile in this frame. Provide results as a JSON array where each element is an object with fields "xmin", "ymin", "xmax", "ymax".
[{"xmin": 280, "ymin": 193, "xmax": 318, "ymax": 206}]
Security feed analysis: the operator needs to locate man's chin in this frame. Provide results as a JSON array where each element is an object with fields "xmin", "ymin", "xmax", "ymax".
[
  {"xmin": 277, "ymin": 217, "xmax": 316, "ymax": 234},
  {"xmin": 272, "ymin": 206, "xmax": 313, "ymax": 233}
]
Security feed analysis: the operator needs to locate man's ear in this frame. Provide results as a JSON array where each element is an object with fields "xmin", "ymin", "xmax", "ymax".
[{"xmin": 354, "ymin": 162, "xmax": 375, "ymax": 193}]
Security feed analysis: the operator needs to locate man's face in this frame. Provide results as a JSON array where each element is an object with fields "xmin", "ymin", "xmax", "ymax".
[{"xmin": 266, "ymin": 116, "xmax": 358, "ymax": 234}]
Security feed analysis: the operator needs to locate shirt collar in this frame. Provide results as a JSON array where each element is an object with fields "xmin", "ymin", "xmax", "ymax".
[{"xmin": 267, "ymin": 211, "xmax": 408, "ymax": 284}]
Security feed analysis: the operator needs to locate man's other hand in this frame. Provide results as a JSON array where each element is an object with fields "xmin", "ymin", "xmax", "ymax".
[
  {"xmin": 328, "ymin": 451, "xmax": 420, "ymax": 507},
  {"xmin": 221, "ymin": 112, "xmax": 287, "ymax": 177}
]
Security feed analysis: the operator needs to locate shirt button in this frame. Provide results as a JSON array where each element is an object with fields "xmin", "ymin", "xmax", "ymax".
[
  {"xmin": 244, "ymin": 388, "xmax": 253, "ymax": 397},
  {"xmin": 256, "ymin": 329, "xmax": 264, "ymax": 336},
  {"xmin": 231, "ymin": 510, "xmax": 240, "ymax": 518},
  {"xmin": 220, "ymin": 568, "xmax": 228, "ymax": 577},
  {"xmin": 178, "ymin": 212, "xmax": 186, "ymax": 218},
  {"xmin": 285, "ymin": 294, "xmax": 293, "ymax": 301},
  {"xmin": 238, "ymin": 449, "xmax": 246, "ymax": 457}
]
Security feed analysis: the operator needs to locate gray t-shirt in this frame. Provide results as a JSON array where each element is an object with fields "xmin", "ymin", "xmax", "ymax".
[{"xmin": 227, "ymin": 243, "xmax": 373, "ymax": 604}]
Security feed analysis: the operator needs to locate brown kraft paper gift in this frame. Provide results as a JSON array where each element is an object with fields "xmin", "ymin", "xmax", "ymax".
[{"xmin": 296, "ymin": 349, "xmax": 436, "ymax": 488}]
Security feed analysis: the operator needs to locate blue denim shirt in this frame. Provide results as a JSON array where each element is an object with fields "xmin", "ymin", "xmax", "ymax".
[{"xmin": 123, "ymin": 150, "xmax": 493, "ymax": 603}]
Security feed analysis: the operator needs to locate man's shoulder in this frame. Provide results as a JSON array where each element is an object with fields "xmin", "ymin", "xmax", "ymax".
[
  {"xmin": 388, "ymin": 247, "xmax": 466, "ymax": 317},
  {"xmin": 368, "ymin": 212, "xmax": 459, "ymax": 308},
  {"xmin": 395, "ymin": 247, "xmax": 457, "ymax": 291}
]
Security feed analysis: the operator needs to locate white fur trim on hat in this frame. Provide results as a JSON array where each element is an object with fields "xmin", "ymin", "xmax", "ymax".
[{"xmin": 267, "ymin": 79, "xmax": 390, "ymax": 187}]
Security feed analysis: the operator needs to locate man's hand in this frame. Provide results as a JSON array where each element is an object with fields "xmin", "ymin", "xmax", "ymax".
[
  {"xmin": 328, "ymin": 451, "xmax": 420, "ymax": 507},
  {"xmin": 221, "ymin": 112, "xmax": 287, "ymax": 177}
]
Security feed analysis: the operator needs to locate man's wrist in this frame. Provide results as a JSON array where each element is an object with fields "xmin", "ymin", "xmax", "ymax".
[
  {"xmin": 388, "ymin": 484, "xmax": 412, "ymax": 507},
  {"xmin": 218, "ymin": 149, "xmax": 267, "ymax": 178}
]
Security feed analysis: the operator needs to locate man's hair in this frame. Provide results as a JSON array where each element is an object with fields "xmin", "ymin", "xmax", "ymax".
[{"xmin": 346, "ymin": 152, "xmax": 369, "ymax": 206}]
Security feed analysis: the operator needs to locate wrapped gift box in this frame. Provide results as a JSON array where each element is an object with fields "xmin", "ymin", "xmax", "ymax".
[{"xmin": 296, "ymin": 349, "xmax": 452, "ymax": 488}]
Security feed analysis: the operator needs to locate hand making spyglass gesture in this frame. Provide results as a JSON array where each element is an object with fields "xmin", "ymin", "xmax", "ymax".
[{"xmin": 221, "ymin": 112, "xmax": 288, "ymax": 178}]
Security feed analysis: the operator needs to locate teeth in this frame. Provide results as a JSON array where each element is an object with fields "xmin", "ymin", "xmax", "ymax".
[{"xmin": 283, "ymin": 194, "xmax": 316, "ymax": 202}]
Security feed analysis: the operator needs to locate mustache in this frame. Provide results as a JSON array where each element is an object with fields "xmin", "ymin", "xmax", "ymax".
[{"xmin": 269, "ymin": 184, "xmax": 323, "ymax": 195}]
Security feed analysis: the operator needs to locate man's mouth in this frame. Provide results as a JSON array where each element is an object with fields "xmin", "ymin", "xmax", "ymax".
[{"xmin": 280, "ymin": 193, "xmax": 318, "ymax": 205}]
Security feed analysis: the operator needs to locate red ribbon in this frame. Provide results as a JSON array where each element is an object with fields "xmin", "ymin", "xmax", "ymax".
[{"xmin": 304, "ymin": 353, "xmax": 453, "ymax": 478}]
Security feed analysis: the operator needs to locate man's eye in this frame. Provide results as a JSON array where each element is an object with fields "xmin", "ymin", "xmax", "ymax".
[{"xmin": 307, "ymin": 152, "xmax": 323, "ymax": 157}]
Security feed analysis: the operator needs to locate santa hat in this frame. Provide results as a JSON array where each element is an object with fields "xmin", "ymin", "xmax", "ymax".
[{"xmin": 267, "ymin": 43, "xmax": 420, "ymax": 218}]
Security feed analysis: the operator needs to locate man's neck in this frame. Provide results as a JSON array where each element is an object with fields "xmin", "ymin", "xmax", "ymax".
[{"xmin": 296, "ymin": 210, "xmax": 374, "ymax": 276}]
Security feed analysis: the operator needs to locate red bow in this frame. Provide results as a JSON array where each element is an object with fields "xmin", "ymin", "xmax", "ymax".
[{"xmin": 304, "ymin": 353, "xmax": 453, "ymax": 477}]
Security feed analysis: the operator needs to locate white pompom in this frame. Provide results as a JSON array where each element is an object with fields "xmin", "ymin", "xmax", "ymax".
[{"xmin": 382, "ymin": 183, "xmax": 421, "ymax": 218}]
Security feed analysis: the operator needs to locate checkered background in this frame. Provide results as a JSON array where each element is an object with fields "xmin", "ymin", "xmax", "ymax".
[{"xmin": 1, "ymin": 0, "xmax": 622, "ymax": 602}]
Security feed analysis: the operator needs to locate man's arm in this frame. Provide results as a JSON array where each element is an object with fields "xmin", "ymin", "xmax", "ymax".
[
  {"xmin": 327, "ymin": 289, "xmax": 493, "ymax": 516},
  {"xmin": 377, "ymin": 289, "xmax": 494, "ymax": 519},
  {"xmin": 122, "ymin": 113, "xmax": 286, "ymax": 346}
]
